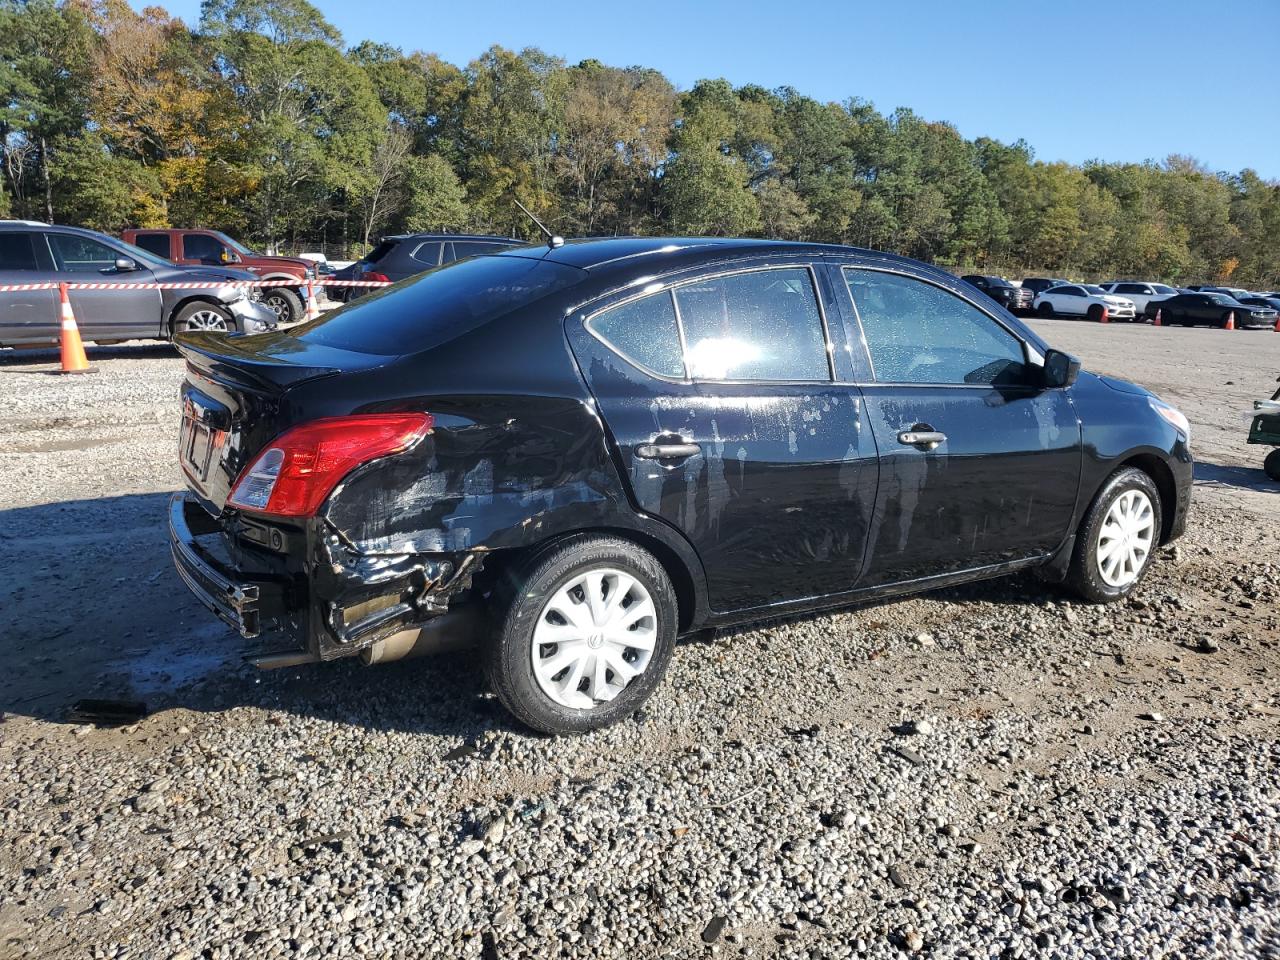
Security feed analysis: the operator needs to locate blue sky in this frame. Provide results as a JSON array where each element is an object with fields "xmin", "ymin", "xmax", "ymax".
[{"xmin": 146, "ymin": 0, "xmax": 1280, "ymax": 178}]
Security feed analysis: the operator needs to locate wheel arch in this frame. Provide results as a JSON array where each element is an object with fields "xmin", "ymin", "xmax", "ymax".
[
  {"xmin": 167, "ymin": 296, "xmax": 229, "ymax": 334},
  {"xmin": 482, "ymin": 524, "xmax": 708, "ymax": 635},
  {"xmin": 1116, "ymin": 452, "xmax": 1178, "ymax": 545}
]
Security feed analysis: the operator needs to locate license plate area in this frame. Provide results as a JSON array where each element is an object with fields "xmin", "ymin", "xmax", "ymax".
[{"xmin": 180, "ymin": 389, "xmax": 230, "ymax": 488}]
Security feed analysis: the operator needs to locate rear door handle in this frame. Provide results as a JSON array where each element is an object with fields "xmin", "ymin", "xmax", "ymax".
[
  {"xmin": 897, "ymin": 430, "xmax": 947, "ymax": 449},
  {"xmin": 634, "ymin": 442, "xmax": 701, "ymax": 460}
]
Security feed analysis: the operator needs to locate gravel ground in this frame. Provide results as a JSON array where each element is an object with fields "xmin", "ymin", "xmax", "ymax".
[{"xmin": 0, "ymin": 321, "xmax": 1278, "ymax": 959}]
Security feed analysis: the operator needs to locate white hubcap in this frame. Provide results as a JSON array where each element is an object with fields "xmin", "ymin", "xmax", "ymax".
[
  {"xmin": 532, "ymin": 568, "xmax": 657, "ymax": 710},
  {"xmin": 1096, "ymin": 489, "xmax": 1155, "ymax": 588}
]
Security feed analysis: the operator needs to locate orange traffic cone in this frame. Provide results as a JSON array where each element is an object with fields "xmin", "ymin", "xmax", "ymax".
[
  {"xmin": 1152, "ymin": 308, "xmax": 1162, "ymax": 327},
  {"xmin": 1274, "ymin": 314, "xmax": 1279, "ymax": 333},
  {"xmin": 305, "ymin": 280, "xmax": 320, "ymax": 321},
  {"xmin": 55, "ymin": 283, "xmax": 95, "ymax": 375},
  {"xmin": 1225, "ymin": 311, "xmax": 1236, "ymax": 331},
  {"xmin": 1099, "ymin": 306, "xmax": 1109, "ymax": 324}
]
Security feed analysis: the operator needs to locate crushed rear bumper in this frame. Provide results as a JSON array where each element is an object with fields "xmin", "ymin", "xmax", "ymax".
[{"xmin": 169, "ymin": 493, "xmax": 276, "ymax": 639}]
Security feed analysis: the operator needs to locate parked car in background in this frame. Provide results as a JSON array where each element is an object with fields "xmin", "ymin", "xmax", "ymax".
[
  {"xmin": 961, "ymin": 274, "xmax": 1034, "ymax": 314},
  {"xmin": 1034, "ymin": 283, "xmax": 1137, "ymax": 321},
  {"xmin": 1198, "ymin": 286, "xmax": 1252, "ymax": 300},
  {"xmin": 123, "ymin": 228, "xmax": 316, "ymax": 324},
  {"xmin": 1021, "ymin": 277, "xmax": 1071, "ymax": 298},
  {"xmin": 330, "ymin": 233, "xmax": 524, "ymax": 302},
  {"xmin": 1099, "ymin": 281, "xmax": 1178, "ymax": 318},
  {"xmin": 1156, "ymin": 292, "xmax": 1278, "ymax": 328},
  {"xmin": 1236, "ymin": 294, "xmax": 1280, "ymax": 315},
  {"xmin": 0, "ymin": 222, "xmax": 276, "ymax": 347},
  {"xmin": 169, "ymin": 237, "xmax": 1191, "ymax": 734}
]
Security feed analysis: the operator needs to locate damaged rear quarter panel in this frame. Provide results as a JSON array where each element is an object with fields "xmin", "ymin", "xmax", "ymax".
[{"xmin": 322, "ymin": 395, "xmax": 630, "ymax": 554}]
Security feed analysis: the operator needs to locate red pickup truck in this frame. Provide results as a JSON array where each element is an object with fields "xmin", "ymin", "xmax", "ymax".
[{"xmin": 122, "ymin": 228, "xmax": 316, "ymax": 323}]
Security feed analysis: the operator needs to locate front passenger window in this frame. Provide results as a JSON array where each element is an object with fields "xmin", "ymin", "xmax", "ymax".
[
  {"xmin": 844, "ymin": 269, "xmax": 1028, "ymax": 386},
  {"xmin": 48, "ymin": 234, "xmax": 118, "ymax": 273}
]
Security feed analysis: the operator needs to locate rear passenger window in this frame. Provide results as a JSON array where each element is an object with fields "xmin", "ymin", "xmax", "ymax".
[
  {"xmin": 587, "ymin": 292, "xmax": 685, "ymax": 379},
  {"xmin": 675, "ymin": 268, "xmax": 829, "ymax": 381},
  {"xmin": 132, "ymin": 233, "xmax": 172, "ymax": 258},
  {"xmin": 844, "ymin": 269, "xmax": 1027, "ymax": 386},
  {"xmin": 0, "ymin": 233, "xmax": 38, "ymax": 270},
  {"xmin": 411, "ymin": 242, "xmax": 442, "ymax": 266}
]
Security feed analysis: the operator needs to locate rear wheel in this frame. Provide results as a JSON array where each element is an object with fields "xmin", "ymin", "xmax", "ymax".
[
  {"xmin": 485, "ymin": 535, "xmax": 678, "ymax": 734},
  {"xmin": 259, "ymin": 287, "xmax": 303, "ymax": 324},
  {"xmin": 1265, "ymin": 449, "xmax": 1280, "ymax": 482},
  {"xmin": 1037, "ymin": 301, "xmax": 1054, "ymax": 317},
  {"xmin": 173, "ymin": 301, "xmax": 237, "ymax": 336},
  {"xmin": 1065, "ymin": 467, "xmax": 1162, "ymax": 603}
]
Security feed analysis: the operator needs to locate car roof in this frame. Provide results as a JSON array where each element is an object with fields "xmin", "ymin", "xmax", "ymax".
[
  {"xmin": 493, "ymin": 235, "xmax": 939, "ymax": 277},
  {"xmin": 0, "ymin": 221, "xmax": 113, "ymax": 241},
  {"xmin": 381, "ymin": 233, "xmax": 521, "ymax": 243}
]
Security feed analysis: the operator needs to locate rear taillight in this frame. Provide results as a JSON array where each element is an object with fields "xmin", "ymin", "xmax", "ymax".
[
  {"xmin": 228, "ymin": 413, "xmax": 432, "ymax": 518},
  {"xmin": 360, "ymin": 271, "xmax": 390, "ymax": 283}
]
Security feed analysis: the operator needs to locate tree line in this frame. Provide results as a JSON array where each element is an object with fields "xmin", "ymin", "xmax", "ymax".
[{"xmin": 3, "ymin": 0, "xmax": 1278, "ymax": 286}]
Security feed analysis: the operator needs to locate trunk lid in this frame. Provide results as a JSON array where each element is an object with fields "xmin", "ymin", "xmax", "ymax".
[{"xmin": 175, "ymin": 330, "xmax": 392, "ymax": 514}]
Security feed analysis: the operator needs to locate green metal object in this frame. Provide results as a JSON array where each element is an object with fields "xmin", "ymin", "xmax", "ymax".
[{"xmin": 1248, "ymin": 377, "xmax": 1280, "ymax": 448}]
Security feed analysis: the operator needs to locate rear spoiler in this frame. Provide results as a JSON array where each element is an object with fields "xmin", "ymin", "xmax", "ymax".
[{"xmin": 175, "ymin": 331, "xmax": 342, "ymax": 392}]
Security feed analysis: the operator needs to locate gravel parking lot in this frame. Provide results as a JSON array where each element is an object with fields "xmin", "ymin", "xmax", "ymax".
[{"xmin": 1, "ymin": 321, "xmax": 1278, "ymax": 959}]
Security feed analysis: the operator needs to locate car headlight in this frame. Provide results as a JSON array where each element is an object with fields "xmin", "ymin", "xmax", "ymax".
[
  {"xmin": 218, "ymin": 285, "xmax": 247, "ymax": 304},
  {"xmin": 1150, "ymin": 397, "xmax": 1190, "ymax": 442}
]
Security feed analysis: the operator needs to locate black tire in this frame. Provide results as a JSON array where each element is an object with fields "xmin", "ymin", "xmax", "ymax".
[
  {"xmin": 1265, "ymin": 449, "xmax": 1280, "ymax": 482},
  {"xmin": 172, "ymin": 301, "xmax": 238, "ymax": 336},
  {"xmin": 1087, "ymin": 303, "xmax": 1105, "ymax": 323},
  {"xmin": 259, "ymin": 286, "xmax": 303, "ymax": 324},
  {"xmin": 1064, "ymin": 467, "xmax": 1163, "ymax": 604},
  {"xmin": 485, "ymin": 535, "xmax": 678, "ymax": 734},
  {"xmin": 1037, "ymin": 301, "xmax": 1054, "ymax": 317}
]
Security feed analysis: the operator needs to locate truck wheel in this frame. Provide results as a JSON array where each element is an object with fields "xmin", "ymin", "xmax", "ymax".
[
  {"xmin": 259, "ymin": 287, "xmax": 303, "ymax": 324},
  {"xmin": 1265, "ymin": 450, "xmax": 1280, "ymax": 482},
  {"xmin": 173, "ymin": 301, "xmax": 238, "ymax": 335},
  {"xmin": 485, "ymin": 535, "xmax": 677, "ymax": 735},
  {"xmin": 1065, "ymin": 467, "xmax": 1162, "ymax": 604}
]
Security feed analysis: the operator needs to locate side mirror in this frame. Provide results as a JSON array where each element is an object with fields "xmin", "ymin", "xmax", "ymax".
[
  {"xmin": 220, "ymin": 250, "xmax": 241, "ymax": 264},
  {"xmin": 114, "ymin": 257, "xmax": 137, "ymax": 272},
  {"xmin": 1042, "ymin": 348, "xmax": 1081, "ymax": 389}
]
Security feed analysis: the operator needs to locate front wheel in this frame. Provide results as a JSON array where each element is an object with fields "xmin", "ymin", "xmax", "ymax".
[
  {"xmin": 485, "ymin": 535, "xmax": 678, "ymax": 734},
  {"xmin": 1087, "ymin": 304, "xmax": 1106, "ymax": 323},
  {"xmin": 259, "ymin": 287, "xmax": 303, "ymax": 324},
  {"xmin": 1265, "ymin": 449, "xmax": 1280, "ymax": 482},
  {"xmin": 1037, "ymin": 301, "xmax": 1054, "ymax": 317},
  {"xmin": 173, "ymin": 301, "xmax": 237, "ymax": 335},
  {"xmin": 1065, "ymin": 467, "xmax": 1163, "ymax": 603}
]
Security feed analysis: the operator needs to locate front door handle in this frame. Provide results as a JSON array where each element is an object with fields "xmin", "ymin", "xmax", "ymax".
[
  {"xmin": 634, "ymin": 442, "xmax": 701, "ymax": 460},
  {"xmin": 898, "ymin": 430, "xmax": 947, "ymax": 450}
]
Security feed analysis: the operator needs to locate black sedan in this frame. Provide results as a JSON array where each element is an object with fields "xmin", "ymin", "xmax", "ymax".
[
  {"xmin": 961, "ymin": 274, "xmax": 1034, "ymax": 314},
  {"xmin": 1153, "ymin": 292, "xmax": 1279, "ymax": 328},
  {"xmin": 170, "ymin": 238, "xmax": 1192, "ymax": 734}
]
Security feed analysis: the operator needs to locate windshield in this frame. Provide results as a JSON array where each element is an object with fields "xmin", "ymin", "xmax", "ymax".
[
  {"xmin": 1207, "ymin": 294, "xmax": 1236, "ymax": 304},
  {"xmin": 1082, "ymin": 285, "xmax": 1107, "ymax": 295},
  {"xmin": 1152, "ymin": 284, "xmax": 1176, "ymax": 295},
  {"xmin": 213, "ymin": 231, "xmax": 257, "ymax": 257},
  {"xmin": 295, "ymin": 254, "xmax": 584, "ymax": 355}
]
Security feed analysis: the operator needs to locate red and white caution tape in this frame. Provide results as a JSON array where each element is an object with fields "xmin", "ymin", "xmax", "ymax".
[{"xmin": 0, "ymin": 278, "xmax": 393, "ymax": 293}]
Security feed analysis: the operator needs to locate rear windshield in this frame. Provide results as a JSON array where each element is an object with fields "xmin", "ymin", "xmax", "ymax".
[
  {"xmin": 364, "ymin": 239, "xmax": 399, "ymax": 265},
  {"xmin": 294, "ymin": 254, "xmax": 583, "ymax": 355}
]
